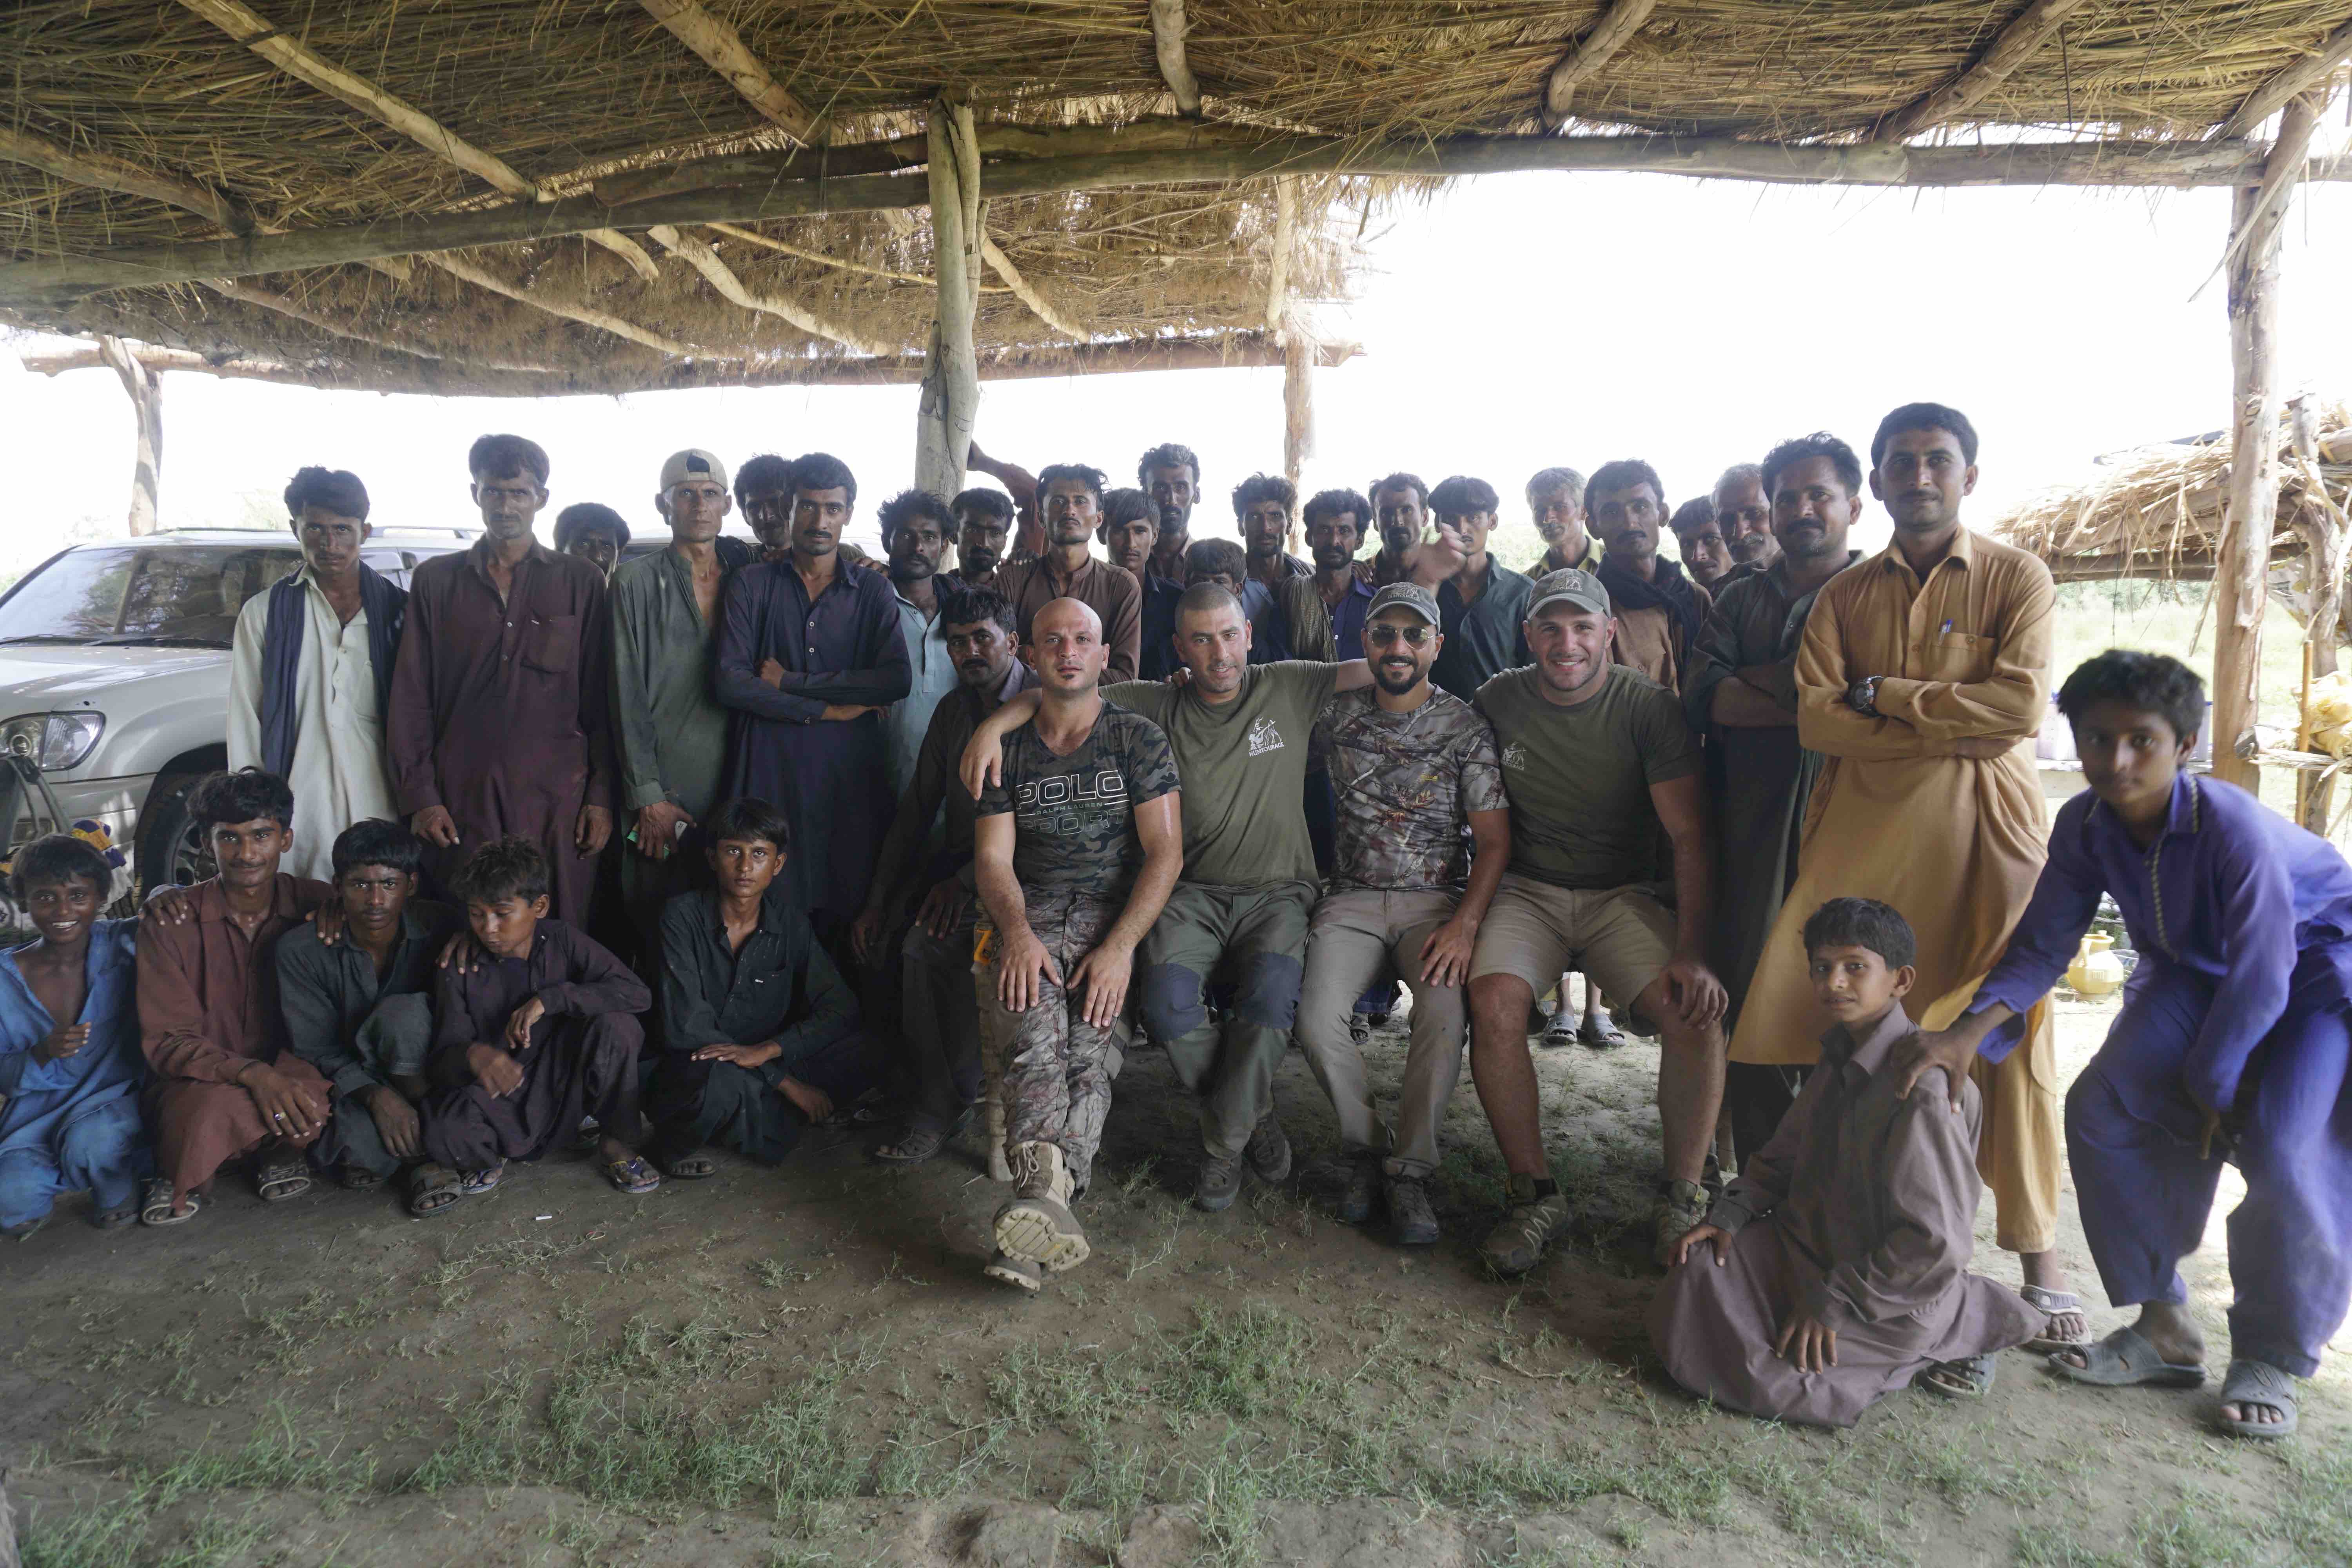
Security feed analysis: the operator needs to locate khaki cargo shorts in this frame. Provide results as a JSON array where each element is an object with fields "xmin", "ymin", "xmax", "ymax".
[{"xmin": 1466, "ymin": 873, "xmax": 1676, "ymax": 1007}]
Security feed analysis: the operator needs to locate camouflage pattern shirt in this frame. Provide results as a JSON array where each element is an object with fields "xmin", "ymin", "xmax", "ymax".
[
  {"xmin": 976, "ymin": 700, "xmax": 1180, "ymax": 901},
  {"xmin": 1310, "ymin": 687, "xmax": 1508, "ymax": 893}
]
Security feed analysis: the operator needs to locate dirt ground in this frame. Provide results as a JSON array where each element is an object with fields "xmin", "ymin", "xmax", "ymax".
[{"xmin": 2, "ymin": 989, "xmax": 2344, "ymax": 1568}]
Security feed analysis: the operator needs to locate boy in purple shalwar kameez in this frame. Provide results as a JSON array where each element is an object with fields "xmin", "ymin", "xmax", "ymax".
[
  {"xmin": 1901, "ymin": 651, "xmax": 2352, "ymax": 1440},
  {"xmin": 1653, "ymin": 898, "xmax": 2041, "ymax": 1428}
]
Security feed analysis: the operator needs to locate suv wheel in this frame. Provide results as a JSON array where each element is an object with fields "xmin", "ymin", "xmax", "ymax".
[{"xmin": 137, "ymin": 770, "xmax": 217, "ymax": 898}]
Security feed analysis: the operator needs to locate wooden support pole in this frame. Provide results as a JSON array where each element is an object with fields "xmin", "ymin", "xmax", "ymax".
[
  {"xmin": 96, "ymin": 335, "xmax": 163, "ymax": 536},
  {"xmin": 13, "ymin": 134, "xmax": 2352, "ymax": 312},
  {"xmin": 915, "ymin": 98, "xmax": 982, "ymax": 498},
  {"xmin": 2212, "ymin": 95, "xmax": 2324, "ymax": 790},
  {"xmin": 638, "ymin": 0, "xmax": 822, "ymax": 143},
  {"xmin": 1543, "ymin": 0, "xmax": 1660, "ymax": 127},
  {"xmin": 1873, "ymin": 0, "xmax": 2093, "ymax": 143},
  {"xmin": 1149, "ymin": 0, "xmax": 1205, "ymax": 115}
]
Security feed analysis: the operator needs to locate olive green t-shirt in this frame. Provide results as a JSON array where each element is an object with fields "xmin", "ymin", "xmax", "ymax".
[
  {"xmin": 1108, "ymin": 661, "xmax": 1339, "ymax": 888},
  {"xmin": 1473, "ymin": 664, "xmax": 1699, "ymax": 890}
]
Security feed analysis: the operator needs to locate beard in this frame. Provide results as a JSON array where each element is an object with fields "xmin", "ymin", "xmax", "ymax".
[{"xmin": 1373, "ymin": 660, "xmax": 1422, "ymax": 695}]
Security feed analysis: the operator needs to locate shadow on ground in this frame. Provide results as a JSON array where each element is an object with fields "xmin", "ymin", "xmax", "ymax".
[{"xmin": 2, "ymin": 993, "xmax": 2344, "ymax": 1566}]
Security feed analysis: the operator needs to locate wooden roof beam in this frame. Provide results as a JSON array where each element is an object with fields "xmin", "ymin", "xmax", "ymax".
[
  {"xmin": 2216, "ymin": 17, "xmax": 2352, "ymax": 141},
  {"xmin": 979, "ymin": 234, "xmax": 1084, "ymax": 339},
  {"xmin": 1542, "ymin": 0, "xmax": 1660, "ymax": 128},
  {"xmin": 198, "ymin": 277, "xmax": 562, "ymax": 372},
  {"xmin": 638, "ymin": 0, "xmax": 822, "ymax": 144},
  {"xmin": 15, "ymin": 134, "xmax": 2352, "ymax": 310},
  {"xmin": 0, "ymin": 123, "xmax": 250, "ymax": 234},
  {"xmin": 175, "ymin": 0, "xmax": 662, "ymax": 283},
  {"xmin": 424, "ymin": 253, "xmax": 713, "ymax": 358},
  {"xmin": 648, "ymin": 225, "xmax": 886, "ymax": 354},
  {"xmin": 1874, "ymin": 0, "xmax": 2095, "ymax": 143},
  {"xmin": 1150, "ymin": 0, "xmax": 1205, "ymax": 116}
]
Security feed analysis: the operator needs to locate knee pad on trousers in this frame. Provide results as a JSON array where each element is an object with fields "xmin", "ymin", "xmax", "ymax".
[
  {"xmin": 1140, "ymin": 963, "xmax": 1207, "ymax": 1043},
  {"xmin": 1232, "ymin": 951, "xmax": 1305, "ymax": 1031}
]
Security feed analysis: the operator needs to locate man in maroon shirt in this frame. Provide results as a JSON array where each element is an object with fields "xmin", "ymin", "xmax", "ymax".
[
  {"xmin": 137, "ymin": 768, "xmax": 334, "ymax": 1223},
  {"xmin": 387, "ymin": 434, "xmax": 617, "ymax": 923}
]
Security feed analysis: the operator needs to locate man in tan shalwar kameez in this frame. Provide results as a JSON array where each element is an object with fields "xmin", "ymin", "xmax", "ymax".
[{"xmin": 1728, "ymin": 402, "xmax": 2083, "ymax": 1347}]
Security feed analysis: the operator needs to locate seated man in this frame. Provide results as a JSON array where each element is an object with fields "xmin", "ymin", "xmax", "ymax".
[
  {"xmin": 1902, "ymin": 651, "xmax": 2352, "ymax": 1441},
  {"xmin": 138, "ymin": 768, "xmax": 334, "ymax": 1223},
  {"xmin": 0, "ymin": 834, "xmax": 147, "ymax": 1237},
  {"xmin": 646, "ymin": 798, "xmax": 875, "ymax": 1171},
  {"xmin": 973, "ymin": 598, "xmax": 1182, "ymax": 1292},
  {"xmin": 420, "ymin": 837, "xmax": 655, "ymax": 1195},
  {"xmin": 277, "ymin": 819, "xmax": 465, "ymax": 1214},
  {"xmin": 1653, "ymin": 898, "xmax": 2041, "ymax": 1428}
]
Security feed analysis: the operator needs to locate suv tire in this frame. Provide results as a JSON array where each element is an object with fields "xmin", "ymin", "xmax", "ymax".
[{"xmin": 137, "ymin": 768, "xmax": 217, "ymax": 898}]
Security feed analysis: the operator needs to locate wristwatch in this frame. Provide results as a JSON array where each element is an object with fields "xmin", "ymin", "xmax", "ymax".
[{"xmin": 1846, "ymin": 675, "xmax": 1882, "ymax": 716}]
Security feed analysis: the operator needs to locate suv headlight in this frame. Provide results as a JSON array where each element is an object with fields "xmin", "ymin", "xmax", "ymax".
[{"xmin": 0, "ymin": 712, "xmax": 106, "ymax": 770}]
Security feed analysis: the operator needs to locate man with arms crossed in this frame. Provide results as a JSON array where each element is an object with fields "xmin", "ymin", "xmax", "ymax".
[
  {"xmin": 973, "ymin": 598, "xmax": 1183, "ymax": 1291},
  {"xmin": 1730, "ymin": 402, "xmax": 2080, "ymax": 1352},
  {"xmin": 1297, "ymin": 583, "xmax": 1510, "ymax": 1244},
  {"xmin": 1467, "ymin": 569, "xmax": 1730, "ymax": 1270}
]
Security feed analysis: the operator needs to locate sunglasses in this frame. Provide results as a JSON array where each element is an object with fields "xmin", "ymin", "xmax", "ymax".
[{"xmin": 1367, "ymin": 624, "xmax": 1433, "ymax": 648}]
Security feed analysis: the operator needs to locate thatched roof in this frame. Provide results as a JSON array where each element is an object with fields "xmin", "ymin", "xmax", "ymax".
[
  {"xmin": 1992, "ymin": 400, "xmax": 2352, "ymax": 582},
  {"xmin": 5, "ymin": 1, "xmax": 2351, "ymax": 395}
]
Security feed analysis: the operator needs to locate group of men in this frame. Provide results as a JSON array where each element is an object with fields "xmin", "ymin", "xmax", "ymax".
[{"xmin": 2, "ymin": 404, "xmax": 2340, "ymax": 1444}]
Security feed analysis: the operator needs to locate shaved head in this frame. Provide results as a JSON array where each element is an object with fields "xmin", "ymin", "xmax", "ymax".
[
  {"xmin": 1032, "ymin": 596, "xmax": 1103, "ymax": 642},
  {"xmin": 1031, "ymin": 596, "xmax": 1109, "ymax": 695}
]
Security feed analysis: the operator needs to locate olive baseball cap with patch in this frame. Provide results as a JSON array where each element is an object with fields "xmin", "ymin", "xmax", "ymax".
[
  {"xmin": 1527, "ymin": 567, "xmax": 1611, "ymax": 618},
  {"xmin": 658, "ymin": 448, "xmax": 730, "ymax": 493},
  {"xmin": 1366, "ymin": 581, "xmax": 1441, "ymax": 626}
]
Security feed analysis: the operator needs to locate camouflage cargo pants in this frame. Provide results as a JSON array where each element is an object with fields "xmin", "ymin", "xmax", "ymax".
[{"xmin": 976, "ymin": 889, "xmax": 1130, "ymax": 1192}]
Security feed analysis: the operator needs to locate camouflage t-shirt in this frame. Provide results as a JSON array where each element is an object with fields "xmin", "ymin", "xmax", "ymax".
[
  {"xmin": 1310, "ymin": 688, "xmax": 1508, "ymax": 893},
  {"xmin": 976, "ymin": 700, "xmax": 1180, "ymax": 900}
]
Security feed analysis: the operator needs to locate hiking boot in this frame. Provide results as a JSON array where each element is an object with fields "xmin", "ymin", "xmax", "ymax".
[
  {"xmin": 1386, "ymin": 1174, "xmax": 1439, "ymax": 1247},
  {"xmin": 995, "ymin": 1142, "xmax": 1089, "ymax": 1273},
  {"xmin": 1479, "ymin": 1174, "xmax": 1571, "ymax": 1277},
  {"xmin": 1653, "ymin": 1178, "xmax": 1711, "ymax": 1268},
  {"xmin": 1195, "ymin": 1149, "xmax": 1245, "ymax": 1212},
  {"xmin": 1336, "ymin": 1152, "xmax": 1380, "ymax": 1224},
  {"xmin": 982, "ymin": 1249, "xmax": 1042, "ymax": 1293},
  {"xmin": 1245, "ymin": 1113, "xmax": 1292, "ymax": 1182}
]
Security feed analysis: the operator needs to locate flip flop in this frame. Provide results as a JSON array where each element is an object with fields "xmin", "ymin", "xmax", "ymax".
[
  {"xmin": 459, "ymin": 1165, "xmax": 505, "ymax": 1198},
  {"xmin": 601, "ymin": 1154, "xmax": 662, "ymax": 1195},
  {"xmin": 1918, "ymin": 1352, "xmax": 1997, "ymax": 1400},
  {"xmin": 2018, "ymin": 1284, "xmax": 2091, "ymax": 1354},
  {"xmin": 2216, "ymin": 1358, "xmax": 2299, "ymax": 1440},
  {"xmin": 869, "ymin": 1126, "xmax": 947, "ymax": 1165},
  {"xmin": 2047, "ymin": 1326, "xmax": 2207, "ymax": 1388},
  {"xmin": 407, "ymin": 1163, "xmax": 463, "ymax": 1218},
  {"xmin": 140, "ymin": 1177, "xmax": 202, "ymax": 1227}
]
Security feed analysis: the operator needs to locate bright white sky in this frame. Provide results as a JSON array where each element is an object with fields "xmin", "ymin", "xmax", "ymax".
[{"xmin": 3, "ymin": 147, "xmax": 2348, "ymax": 574}]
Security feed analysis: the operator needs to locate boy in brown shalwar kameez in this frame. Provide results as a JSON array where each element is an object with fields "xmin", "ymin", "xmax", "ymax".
[{"xmin": 1653, "ymin": 898, "xmax": 2041, "ymax": 1428}]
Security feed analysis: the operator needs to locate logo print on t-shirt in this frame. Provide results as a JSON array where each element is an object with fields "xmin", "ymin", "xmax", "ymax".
[
  {"xmin": 1502, "ymin": 741, "xmax": 1528, "ymax": 770},
  {"xmin": 1247, "ymin": 716, "xmax": 1285, "ymax": 757}
]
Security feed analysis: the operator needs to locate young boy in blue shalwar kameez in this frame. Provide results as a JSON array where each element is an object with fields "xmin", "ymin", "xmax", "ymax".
[
  {"xmin": 0, "ymin": 833, "xmax": 149, "ymax": 1237},
  {"xmin": 1896, "ymin": 650, "xmax": 2352, "ymax": 1441}
]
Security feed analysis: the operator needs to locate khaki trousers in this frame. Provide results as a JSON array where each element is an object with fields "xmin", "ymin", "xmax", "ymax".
[{"xmin": 1295, "ymin": 887, "xmax": 1467, "ymax": 1178}]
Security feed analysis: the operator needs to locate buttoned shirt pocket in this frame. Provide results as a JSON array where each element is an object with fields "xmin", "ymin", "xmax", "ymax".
[
  {"xmin": 1922, "ymin": 630, "xmax": 1991, "ymax": 683},
  {"xmin": 521, "ymin": 612, "xmax": 579, "ymax": 675}
]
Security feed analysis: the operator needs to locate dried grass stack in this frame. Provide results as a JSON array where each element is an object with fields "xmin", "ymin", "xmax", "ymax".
[
  {"xmin": 1993, "ymin": 401, "xmax": 2352, "ymax": 583},
  {"xmin": 5, "ymin": 1, "xmax": 2351, "ymax": 395}
]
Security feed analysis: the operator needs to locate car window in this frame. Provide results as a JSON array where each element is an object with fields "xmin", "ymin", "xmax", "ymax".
[{"xmin": 0, "ymin": 545, "xmax": 305, "ymax": 649}]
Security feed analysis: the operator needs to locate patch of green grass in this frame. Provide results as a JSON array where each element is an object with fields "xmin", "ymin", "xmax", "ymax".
[
  {"xmin": 20, "ymin": 1492, "xmax": 151, "ymax": 1568},
  {"xmin": 1155, "ymin": 1302, "xmax": 1324, "ymax": 1420}
]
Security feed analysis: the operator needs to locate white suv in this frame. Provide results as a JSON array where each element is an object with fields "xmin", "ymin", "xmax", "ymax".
[{"xmin": 0, "ymin": 526, "xmax": 478, "ymax": 910}]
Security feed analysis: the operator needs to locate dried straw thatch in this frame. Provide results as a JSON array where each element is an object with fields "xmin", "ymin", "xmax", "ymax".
[
  {"xmin": 5, "ymin": 2, "xmax": 2350, "ymax": 394},
  {"xmin": 1992, "ymin": 401, "xmax": 2352, "ymax": 583}
]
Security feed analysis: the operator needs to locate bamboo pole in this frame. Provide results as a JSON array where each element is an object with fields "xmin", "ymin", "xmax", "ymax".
[
  {"xmin": 915, "ymin": 97, "xmax": 982, "ymax": 497},
  {"xmin": 2212, "ymin": 95, "xmax": 2324, "ymax": 790},
  {"xmin": 1872, "ymin": 0, "xmax": 2093, "ymax": 143},
  {"xmin": 11, "ymin": 134, "xmax": 2350, "ymax": 311},
  {"xmin": 96, "ymin": 336, "xmax": 163, "ymax": 536}
]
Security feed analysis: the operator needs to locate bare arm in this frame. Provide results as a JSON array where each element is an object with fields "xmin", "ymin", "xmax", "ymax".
[
  {"xmin": 1069, "ymin": 791, "xmax": 1183, "ymax": 1029},
  {"xmin": 960, "ymin": 688, "xmax": 1045, "ymax": 798},
  {"xmin": 1418, "ymin": 806, "xmax": 1510, "ymax": 989},
  {"xmin": 1647, "ymin": 771, "xmax": 1726, "ymax": 1027},
  {"xmin": 973, "ymin": 812, "xmax": 1055, "ymax": 1013}
]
